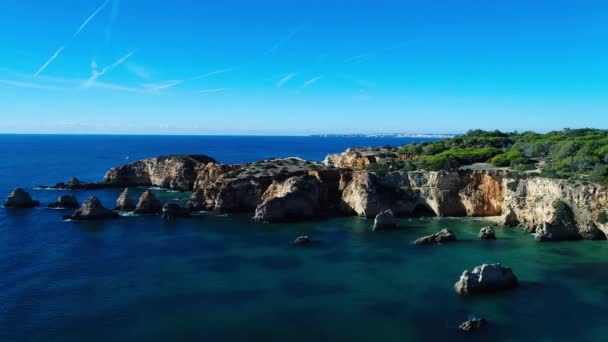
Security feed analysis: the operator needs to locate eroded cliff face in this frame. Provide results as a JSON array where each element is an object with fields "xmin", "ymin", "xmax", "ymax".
[
  {"xmin": 253, "ymin": 175, "xmax": 320, "ymax": 222},
  {"xmin": 340, "ymin": 171, "xmax": 418, "ymax": 218},
  {"xmin": 97, "ymin": 152, "xmax": 608, "ymax": 240},
  {"xmin": 459, "ymin": 171, "xmax": 508, "ymax": 217},
  {"xmin": 501, "ymin": 177, "xmax": 608, "ymax": 239},
  {"xmin": 340, "ymin": 170, "xmax": 507, "ymax": 219},
  {"xmin": 190, "ymin": 175, "xmax": 275, "ymax": 213},
  {"xmin": 103, "ymin": 155, "xmax": 219, "ymax": 191}
]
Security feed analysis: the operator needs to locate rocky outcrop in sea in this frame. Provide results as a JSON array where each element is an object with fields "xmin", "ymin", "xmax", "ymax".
[
  {"xmin": 414, "ymin": 229, "xmax": 457, "ymax": 245},
  {"xmin": 454, "ymin": 263, "xmax": 518, "ymax": 296},
  {"xmin": 372, "ymin": 209, "xmax": 396, "ymax": 231},
  {"xmin": 114, "ymin": 188, "xmax": 136, "ymax": 212},
  {"xmin": 134, "ymin": 190, "xmax": 162, "ymax": 215},
  {"xmin": 3, "ymin": 189, "xmax": 39, "ymax": 208},
  {"xmin": 161, "ymin": 203, "xmax": 190, "ymax": 221},
  {"xmin": 458, "ymin": 317, "xmax": 487, "ymax": 333},
  {"xmin": 48, "ymin": 195, "xmax": 79, "ymax": 209},
  {"xmin": 67, "ymin": 197, "xmax": 118, "ymax": 220},
  {"xmin": 478, "ymin": 226, "xmax": 496, "ymax": 240}
]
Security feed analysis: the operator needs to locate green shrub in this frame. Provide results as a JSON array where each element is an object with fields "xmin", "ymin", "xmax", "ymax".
[{"xmin": 490, "ymin": 151, "xmax": 528, "ymax": 167}]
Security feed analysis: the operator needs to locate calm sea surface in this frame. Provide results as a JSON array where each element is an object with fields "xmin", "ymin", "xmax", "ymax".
[{"xmin": 1, "ymin": 135, "xmax": 607, "ymax": 341}]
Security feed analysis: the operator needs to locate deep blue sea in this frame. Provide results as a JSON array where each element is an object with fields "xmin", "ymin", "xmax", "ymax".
[{"xmin": 2, "ymin": 135, "xmax": 608, "ymax": 341}]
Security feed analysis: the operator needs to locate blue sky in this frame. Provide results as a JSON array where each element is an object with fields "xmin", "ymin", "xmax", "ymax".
[{"xmin": 0, "ymin": 0, "xmax": 607, "ymax": 135}]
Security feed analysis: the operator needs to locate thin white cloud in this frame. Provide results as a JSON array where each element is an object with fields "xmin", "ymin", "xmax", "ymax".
[
  {"xmin": 83, "ymin": 51, "xmax": 135, "ymax": 87},
  {"xmin": 191, "ymin": 68, "xmax": 233, "ymax": 80},
  {"xmin": 74, "ymin": 0, "xmax": 110, "ymax": 38},
  {"xmin": 34, "ymin": 0, "xmax": 110, "ymax": 77},
  {"xmin": 34, "ymin": 46, "xmax": 65, "ymax": 77},
  {"xmin": 0, "ymin": 79, "xmax": 65, "ymax": 90},
  {"xmin": 89, "ymin": 80, "xmax": 139, "ymax": 92},
  {"xmin": 126, "ymin": 64, "xmax": 152, "ymax": 79},
  {"xmin": 265, "ymin": 26, "xmax": 303, "ymax": 55},
  {"xmin": 2, "ymin": 72, "xmax": 150, "ymax": 94},
  {"xmin": 302, "ymin": 76, "xmax": 323, "ymax": 88},
  {"xmin": 277, "ymin": 73, "xmax": 295, "ymax": 88},
  {"xmin": 105, "ymin": 0, "xmax": 120, "ymax": 44},
  {"xmin": 143, "ymin": 80, "xmax": 183, "ymax": 92},
  {"xmin": 199, "ymin": 88, "xmax": 226, "ymax": 94}
]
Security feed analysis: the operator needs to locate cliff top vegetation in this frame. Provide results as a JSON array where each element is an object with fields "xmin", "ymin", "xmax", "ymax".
[{"xmin": 368, "ymin": 129, "xmax": 608, "ymax": 184}]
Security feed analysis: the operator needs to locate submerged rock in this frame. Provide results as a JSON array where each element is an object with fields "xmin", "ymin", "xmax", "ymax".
[
  {"xmin": 114, "ymin": 188, "xmax": 136, "ymax": 212},
  {"xmin": 48, "ymin": 195, "xmax": 79, "ymax": 209},
  {"xmin": 134, "ymin": 190, "xmax": 162, "ymax": 214},
  {"xmin": 372, "ymin": 209, "xmax": 396, "ymax": 231},
  {"xmin": 161, "ymin": 202, "xmax": 190, "ymax": 221},
  {"xmin": 3, "ymin": 188, "xmax": 39, "ymax": 208},
  {"xmin": 458, "ymin": 318, "xmax": 487, "ymax": 333},
  {"xmin": 454, "ymin": 263, "xmax": 518, "ymax": 296},
  {"xmin": 415, "ymin": 229, "xmax": 456, "ymax": 245},
  {"xmin": 68, "ymin": 197, "xmax": 118, "ymax": 220},
  {"xmin": 293, "ymin": 236, "xmax": 312, "ymax": 245},
  {"xmin": 478, "ymin": 226, "xmax": 496, "ymax": 240}
]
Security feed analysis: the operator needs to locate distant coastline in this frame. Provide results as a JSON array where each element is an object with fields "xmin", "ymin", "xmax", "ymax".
[{"xmin": 310, "ymin": 133, "xmax": 457, "ymax": 139}]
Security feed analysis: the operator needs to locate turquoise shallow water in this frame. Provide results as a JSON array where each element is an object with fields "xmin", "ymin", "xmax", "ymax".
[{"xmin": 2, "ymin": 135, "xmax": 608, "ymax": 341}]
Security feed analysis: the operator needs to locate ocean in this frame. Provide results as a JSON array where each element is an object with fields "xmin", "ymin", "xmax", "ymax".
[{"xmin": 1, "ymin": 135, "xmax": 607, "ymax": 341}]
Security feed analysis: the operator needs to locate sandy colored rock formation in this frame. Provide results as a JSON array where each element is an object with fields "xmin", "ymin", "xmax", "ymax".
[{"xmin": 103, "ymin": 155, "xmax": 219, "ymax": 190}]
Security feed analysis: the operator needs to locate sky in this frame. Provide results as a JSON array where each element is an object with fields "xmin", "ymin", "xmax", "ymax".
[{"xmin": 0, "ymin": 0, "xmax": 607, "ymax": 135}]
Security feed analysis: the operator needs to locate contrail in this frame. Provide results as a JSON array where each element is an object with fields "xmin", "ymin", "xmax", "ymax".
[
  {"xmin": 84, "ymin": 51, "xmax": 135, "ymax": 86},
  {"xmin": 74, "ymin": 0, "xmax": 110, "ymax": 38},
  {"xmin": 35, "ymin": 0, "xmax": 110, "ymax": 76},
  {"xmin": 34, "ymin": 46, "xmax": 65, "ymax": 77}
]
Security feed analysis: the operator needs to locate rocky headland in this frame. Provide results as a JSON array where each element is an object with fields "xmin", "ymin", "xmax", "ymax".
[{"xmin": 18, "ymin": 141, "xmax": 608, "ymax": 242}]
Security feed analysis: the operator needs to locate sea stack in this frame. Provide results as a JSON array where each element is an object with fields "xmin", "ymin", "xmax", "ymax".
[
  {"xmin": 68, "ymin": 197, "xmax": 118, "ymax": 220},
  {"xmin": 3, "ymin": 188, "xmax": 39, "ymax": 208},
  {"xmin": 478, "ymin": 226, "xmax": 496, "ymax": 240},
  {"xmin": 114, "ymin": 188, "xmax": 136, "ymax": 212},
  {"xmin": 48, "ymin": 195, "xmax": 79, "ymax": 209},
  {"xmin": 134, "ymin": 190, "xmax": 162, "ymax": 214},
  {"xmin": 454, "ymin": 263, "xmax": 518, "ymax": 296},
  {"xmin": 415, "ymin": 229, "xmax": 456, "ymax": 245},
  {"xmin": 372, "ymin": 209, "xmax": 396, "ymax": 231}
]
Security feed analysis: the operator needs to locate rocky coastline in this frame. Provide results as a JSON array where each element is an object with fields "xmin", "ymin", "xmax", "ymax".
[
  {"xmin": 6, "ymin": 148, "xmax": 608, "ymax": 241},
  {"xmin": 5, "ymin": 146, "xmax": 607, "ymax": 335}
]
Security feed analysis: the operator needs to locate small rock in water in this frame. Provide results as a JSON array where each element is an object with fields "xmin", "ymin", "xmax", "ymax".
[
  {"xmin": 458, "ymin": 317, "xmax": 487, "ymax": 333},
  {"xmin": 414, "ymin": 229, "xmax": 456, "ymax": 245},
  {"xmin": 478, "ymin": 226, "xmax": 496, "ymax": 240},
  {"xmin": 114, "ymin": 188, "xmax": 136, "ymax": 212},
  {"xmin": 48, "ymin": 195, "xmax": 79, "ymax": 209},
  {"xmin": 372, "ymin": 209, "xmax": 396, "ymax": 231},
  {"xmin": 68, "ymin": 196, "xmax": 118, "ymax": 220},
  {"xmin": 454, "ymin": 263, "xmax": 518, "ymax": 296},
  {"xmin": 3, "ymin": 188, "xmax": 39, "ymax": 208},
  {"xmin": 293, "ymin": 236, "xmax": 312, "ymax": 245},
  {"xmin": 134, "ymin": 190, "xmax": 162, "ymax": 214},
  {"xmin": 161, "ymin": 202, "xmax": 190, "ymax": 221}
]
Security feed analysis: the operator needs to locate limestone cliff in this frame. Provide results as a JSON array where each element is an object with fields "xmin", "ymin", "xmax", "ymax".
[
  {"xmin": 103, "ymin": 155, "xmax": 219, "ymax": 191},
  {"xmin": 253, "ymin": 175, "xmax": 320, "ymax": 222},
  {"xmin": 500, "ymin": 176, "xmax": 607, "ymax": 240},
  {"xmin": 89, "ymin": 150, "xmax": 608, "ymax": 241}
]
